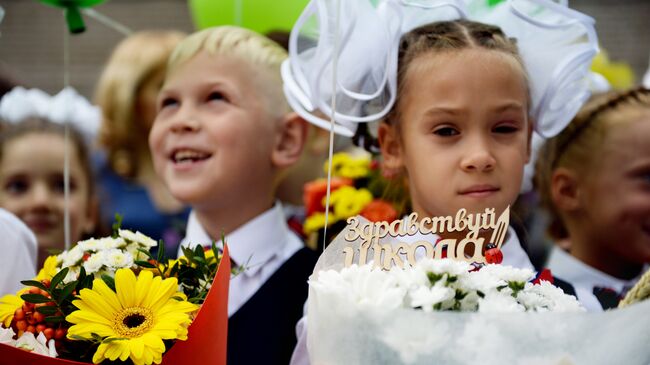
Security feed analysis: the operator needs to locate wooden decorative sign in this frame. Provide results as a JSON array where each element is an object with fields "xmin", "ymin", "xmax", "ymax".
[{"xmin": 342, "ymin": 206, "xmax": 510, "ymax": 269}]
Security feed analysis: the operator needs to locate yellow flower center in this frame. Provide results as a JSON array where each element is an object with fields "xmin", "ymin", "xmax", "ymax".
[{"xmin": 113, "ymin": 307, "xmax": 154, "ymax": 338}]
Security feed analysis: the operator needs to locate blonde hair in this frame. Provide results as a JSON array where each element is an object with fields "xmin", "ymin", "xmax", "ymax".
[
  {"xmin": 166, "ymin": 26, "xmax": 289, "ymax": 112},
  {"xmin": 95, "ymin": 30, "xmax": 185, "ymax": 178},
  {"xmin": 535, "ymin": 87, "xmax": 650, "ymax": 239}
]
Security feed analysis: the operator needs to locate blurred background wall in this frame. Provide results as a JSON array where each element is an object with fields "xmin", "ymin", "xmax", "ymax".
[{"xmin": 0, "ymin": 0, "xmax": 648, "ymax": 98}]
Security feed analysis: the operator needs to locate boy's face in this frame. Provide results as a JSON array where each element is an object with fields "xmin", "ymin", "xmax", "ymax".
[
  {"xmin": 0, "ymin": 133, "xmax": 94, "ymax": 251},
  {"xmin": 578, "ymin": 116, "xmax": 650, "ymax": 264},
  {"xmin": 149, "ymin": 51, "xmax": 281, "ymax": 207},
  {"xmin": 384, "ymin": 49, "xmax": 530, "ymax": 218}
]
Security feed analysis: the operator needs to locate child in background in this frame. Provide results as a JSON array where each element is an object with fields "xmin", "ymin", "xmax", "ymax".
[
  {"xmin": 536, "ymin": 87, "xmax": 650, "ymax": 311},
  {"xmin": 94, "ymin": 31, "xmax": 189, "ymax": 255},
  {"xmin": 149, "ymin": 26, "xmax": 318, "ymax": 365},
  {"xmin": 0, "ymin": 88, "xmax": 99, "ymax": 267}
]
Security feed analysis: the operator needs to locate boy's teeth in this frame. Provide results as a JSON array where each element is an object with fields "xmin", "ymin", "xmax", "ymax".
[{"xmin": 173, "ymin": 150, "xmax": 210, "ymax": 163}]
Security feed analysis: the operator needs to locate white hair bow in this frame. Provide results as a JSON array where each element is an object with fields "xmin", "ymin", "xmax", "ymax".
[
  {"xmin": 282, "ymin": 0, "xmax": 599, "ymax": 138},
  {"xmin": 0, "ymin": 86, "xmax": 101, "ymax": 142}
]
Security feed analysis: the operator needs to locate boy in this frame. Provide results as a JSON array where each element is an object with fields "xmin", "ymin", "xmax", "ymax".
[{"xmin": 149, "ymin": 26, "xmax": 319, "ymax": 364}]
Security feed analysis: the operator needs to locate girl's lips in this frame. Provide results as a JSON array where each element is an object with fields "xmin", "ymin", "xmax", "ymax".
[
  {"xmin": 458, "ymin": 185, "xmax": 500, "ymax": 198},
  {"xmin": 24, "ymin": 217, "xmax": 56, "ymax": 233}
]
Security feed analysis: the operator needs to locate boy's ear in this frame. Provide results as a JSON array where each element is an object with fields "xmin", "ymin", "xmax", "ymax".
[
  {"xmin": 271, "ymin": 112, "xmax": 309, "ymax": 169},
  {"xmin": 550, "ymin": 167, "xmax": 581, "ymax": 212},
  {"xmin": 378, "ymin": 122, "xmax": 403, "ymax": 173}
]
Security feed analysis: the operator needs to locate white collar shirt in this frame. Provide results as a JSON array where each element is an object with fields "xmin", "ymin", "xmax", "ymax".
[
  {"xmin": 0, "ymin": 208, "xmax": 37, "ymax": 295},
  {"xmin": 179, "ymin": 203, "xmax": 304, "ymax": 317},
  {"xmin": 546, "ymin": 246, "xmax": 647, "ymax": 312}
]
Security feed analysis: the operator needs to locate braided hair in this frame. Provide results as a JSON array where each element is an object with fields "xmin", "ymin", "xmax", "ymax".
[{"xmin": 535, "ymin": 86, "xmax": 650, "ymax": 239}]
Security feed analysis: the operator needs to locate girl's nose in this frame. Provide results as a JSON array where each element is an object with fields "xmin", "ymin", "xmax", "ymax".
[
  {"xmin": 460, "ymin": 138, "xmax": 496, "ymax": 173},
  {"xmin": 28, "ymin": 183, "xmax": 53, "ymax": 210}
]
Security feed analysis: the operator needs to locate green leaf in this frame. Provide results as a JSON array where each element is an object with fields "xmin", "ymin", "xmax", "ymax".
[
  {"xmin": 50, "ymin": 267, "xmax": 70, "ymax": 290},
  {"xmin": 194, "ymin": 245, "xmax": 206, "ymax": 259},
  {"xmin": 102, "ymin": 337, "xmax": 128, "ymax": 343},
  {"xmin": 135, "ymin": 260, "xmax": 156, "ymax": 269},
  {"xmin": 193, "ymin": 256, "xmax": 206, "ymax": 264},
  {"xmin": 157, "ymin": 240, "xmax": 165, "ymax": 263},
  {"xmin": 69, "ymin": 334, "xmax": 91, "ymax": 342},
  {"xmin": 20, "ymin": 280, "xmax": 48, "ymax": 291},
  {"xmin": 45, "ymin": 315, "xmax": 65, "ymax": 323},
  {"xmin": 111, "ymin": 214, "xmax": 123, "ymax": 237},
  {"xmin": 35, "ymin": 306, "xmax": 60, "ymax": 315},
  {"xmin": 101, "ymin": 275, "xmax": 116, "ymax": 292},
  {"xmin": 21, "ymin": 293, "xmax": 52, "ymax": 303},
  {"xmin": 58, "ymin": 282, "xmax": 78, "ymax": 305}
]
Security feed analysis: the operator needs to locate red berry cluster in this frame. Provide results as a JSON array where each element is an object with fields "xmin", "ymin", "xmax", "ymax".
[{"xmin": 11, "ymin": 280, "xmax": 68, "ymax": 343}]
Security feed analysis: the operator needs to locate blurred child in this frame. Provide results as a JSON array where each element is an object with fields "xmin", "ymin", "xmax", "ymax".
[
  {"xmin": 536, "ymin": 87, "xmax": 650, "ymax": 310},
  {"xmin": 94, "ymin": 31, "xmax": 189, "ymax": 254},
  {"xmin": 0, "ymin": 112, "xmax": 98, "ymax": 267},
  {"xmin": 149, "ymin": 26, "xmax": 317, "ymax": 364}
]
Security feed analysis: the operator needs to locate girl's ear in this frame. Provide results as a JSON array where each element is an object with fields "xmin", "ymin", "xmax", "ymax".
[
  {"xmin": 271, "ymin": 112, "xmax": 309, "ymax": 169},
  {"xmin": 378, "ymin": 122, "xmax": 403, "ymax": 175},
  {"xmin": 526, "ymin": 118, "xmax": 535, "ymax": 163},
  {"xmin": 550, "ymin": 167, "xmax": 581, "ymax": 213}
]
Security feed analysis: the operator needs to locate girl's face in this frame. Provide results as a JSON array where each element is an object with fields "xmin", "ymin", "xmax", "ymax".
[
  {"xmin": 0, "ymin": 133, "xmax": 95, "ymax": 252},
  {"xmin": 381, "ymin": 49, "xmax": 530, "ymax": 218},
  {"xmin": 578, "ymin": 115, "xmax": 650, "ymax": 264}
]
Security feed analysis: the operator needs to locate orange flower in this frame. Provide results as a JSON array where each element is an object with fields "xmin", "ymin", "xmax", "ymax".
[
  {"xmin": 303, "ymin": 177, "xmax": 353, "ymax": 216},
  {"xmin": 360, "ymin": 200, "xmax": 398, "ymax": 223}
]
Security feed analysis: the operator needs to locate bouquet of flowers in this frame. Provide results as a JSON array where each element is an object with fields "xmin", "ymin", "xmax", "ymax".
[
  {"xmin": 308, "ymin": 247, "xmax": 650, "ymax": 365},
  {"xmin": 0, "ymin": 224, "xmax": 230, "ymax": 365},
  {"xmin": 302, "ymin": 152, "xmax": 405, "ymax": 249}
]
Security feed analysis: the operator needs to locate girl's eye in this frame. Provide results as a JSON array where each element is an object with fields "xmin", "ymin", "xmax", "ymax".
[
  {"xmin": 493, "ymin": 123, "xmax": 519, "ymax": 134},
  {"xmin": 4, "ymin": 178, "xmax": 29, "ymax": 195},
  {"xmin": 433, "ymin": 126, "xmax": 460, "ymax": 137},
  {"xmin": 52, "ymin": 176, "xmax": 77, "ymax": 194}
]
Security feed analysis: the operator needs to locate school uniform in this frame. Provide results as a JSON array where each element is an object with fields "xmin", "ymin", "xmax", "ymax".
[
  {"xmin": 179, "ymin": 202, "xmax": 319, "ymax": 365},
  {"xmin": 0, "ymin": 208, "xmax": 37, "ymax": 295},
  {"xmin": 289, "ymin": 225, "xmax": 535, "ymax": 365},
  {"xmin": 546, "ymin": 247, "xmax": 648, "ymax": 311}
]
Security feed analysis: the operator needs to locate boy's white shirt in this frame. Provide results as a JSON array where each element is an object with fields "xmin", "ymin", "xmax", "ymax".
[
  {"xmin": 546, "ymin": 246, "xmax": 648, "ymax": 312},
  {"xmin": 0, "ymin": 208, "xmax": 37, "ymax": 295},
  {"xmin": 179, "ymin": 202, "xmax": 303, "ymax": 317},
  {"xmin": 289, "ymin": 225, "xmax": 534, "ymax": 365}
]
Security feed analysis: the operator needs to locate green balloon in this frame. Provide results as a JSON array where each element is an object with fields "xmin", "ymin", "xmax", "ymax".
[
  {"xmin": 37, "ymin": 0, "xmax": 106, "ymax": 34},
  {"xmin": 188, "ymin": 0, "xmax": 310, "ymax": 34}
]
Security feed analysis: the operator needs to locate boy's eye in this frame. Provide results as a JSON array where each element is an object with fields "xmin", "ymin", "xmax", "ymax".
[
  {"xmin": 4, "ymin": 178, "xmax": 29, "ymax": 195},
  {"xmin": 207, "ymin": 91, "xmax": 225, "ymax": 102},
  {"xmin": 160, "ymin": 97, "xmax": 178, "ymax": 109},
  {"xmin": 433, "ymin": 126, "xmax": 460, "ymax": 137}
]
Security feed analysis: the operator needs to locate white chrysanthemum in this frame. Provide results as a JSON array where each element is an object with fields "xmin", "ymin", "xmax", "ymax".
[
  {"xmin": 59, "ymin": 246, "xmax": 84, "ymax": 268},
  {"xmin": 408, "ymin": 284, "xmax": 455, "ymax": 312},
  {"xmin": 62, "ymin": 267, "xmax": 80, "ymax": 284},
  {"xmin": 459, "ymin": 291, "xmax": 481, "ymax": 312},
  {"xmin": 478, "ymin": 264, "xmax": 535, "ymax": 284},
  {"xmin": 103, "ymin": 249, "xmax": 134, "ymax": 269},
  {"xmin": 478, "ymin": 292, "xmax": 525, "ymax": 313},
  {"xmin": 15, "ymin": 332, "xmax": 57, "ymax": 357},
  {"xmin": 418, "ymin": 258, "xmax": 472, "ymax": 277},
  {"xmin": 0, "ymin": 327, "xmax": 16, "ymax": 345},
  {"xmin": 97, "ymin": 236, "xmax": 127, "ymax": 250},
  {"xmin": 77, "ymin": 238, "xmax": 102, "ymax": 252},
  {"xmin": 118, "ymin": 229, "xmax": 157, "ymax": 248},
  {"xmin": 82, "ymin": 252, "xmax": 106, "ymax": 274},
  {"xmin": 389, "ymin": 265, "xmax": 429, "ymax": 290},
  {"xmin": 518, "ymin": 281, "xmax": 585, "ymax": 312}
]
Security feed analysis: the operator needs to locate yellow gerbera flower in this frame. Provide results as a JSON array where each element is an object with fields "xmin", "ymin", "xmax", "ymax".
[
  {"xmin": 0, "ymin": 292, "xmax": 24, "ymax": 327},
  {"xmin": 66, "ymin": 269, "xmax": 198, "ymax": 365},
  {"xmin": 36, "ymin": 255, "xmax": 60, "ymax": 281},
  {"xmin": 327, "ymin": 152, "xmax": 371, "ymax": 179}
]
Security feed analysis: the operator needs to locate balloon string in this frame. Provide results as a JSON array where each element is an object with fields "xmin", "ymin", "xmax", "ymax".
[
  {"xmin": 63, "ymin": 20, "xmax": 71, "ymax": 251},
  {"xmin": 234, "ymin": 0, "xmax": 243, "ymax": 26},
  {"xmin": 322, "ymin": 0, "xmax": 341, "ymax": 252},
  {"xmin": 82, "ymin": 8, "xmax": 132, "ymax": 36}
]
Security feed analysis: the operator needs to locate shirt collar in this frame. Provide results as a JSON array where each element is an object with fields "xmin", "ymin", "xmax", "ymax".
[
  {"xmin": 183, "ymin": 202, "xmax": 293, "ymax": 278},
  {"xmin": 547, "ymin": 247, "xmax": 647, "ymax": 293}
]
